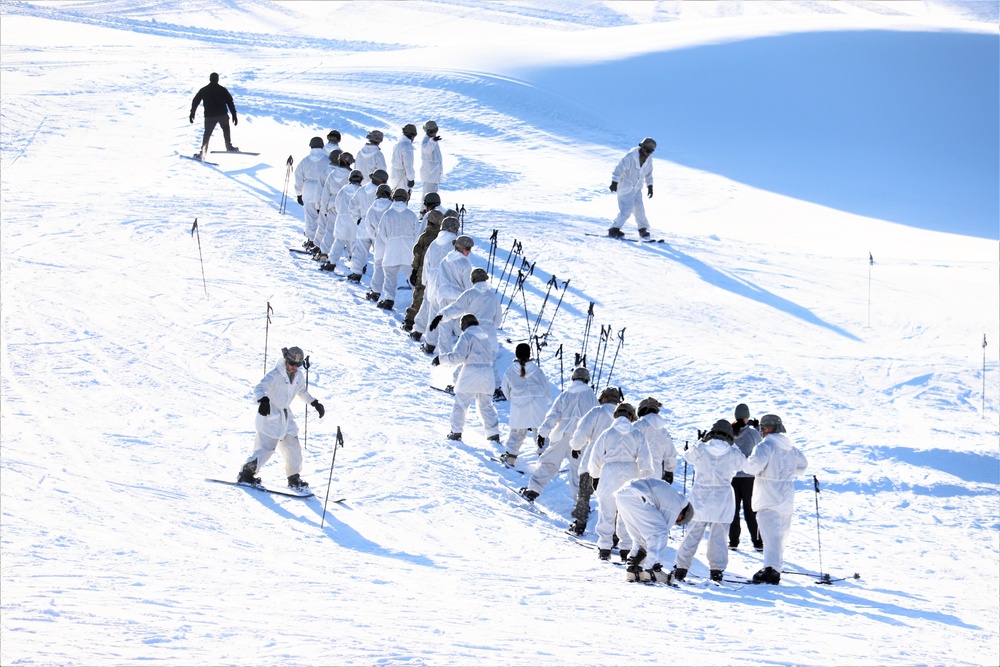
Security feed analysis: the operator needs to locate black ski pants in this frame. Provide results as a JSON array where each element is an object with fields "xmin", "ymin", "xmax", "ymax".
[{"xmin": 729, "ymin": 476, "xmax": 762, "ymax": 549}]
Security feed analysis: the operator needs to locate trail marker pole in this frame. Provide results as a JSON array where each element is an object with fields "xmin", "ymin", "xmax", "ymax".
[
  {"xmin": 263, "ymin": 301, "xmax": 274, "ymax": 372},
  {"xmin": 190, "ymin": 218, "xmax": 207, "ymax": 297}
]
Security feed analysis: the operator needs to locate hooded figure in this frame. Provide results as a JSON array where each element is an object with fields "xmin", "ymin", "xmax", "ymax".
[
  {"xmin": 497, "ymin": 343, "xmax": 552, "ymax": 465},
  {"xmin": 432, "ymin": 267, "xmax": 502, "ymax": 387},
  {"xmin": 420, "ymin": 120, "xmax": 443, "ymax": 199},
  {"xmin": 742, "ymin": 414, "xmax": 807, "ymax": 584},
  {"xmin": 390, "ymin": 124, "xmax": 417, "ymax": 192},
  {"xmin": 414, "ymin": 214, "xmax": 459, "ymax": 346},
  {"xmin": 189, "ymin": 72, "xmax": 238, "ymax": 155},
  {"xmin": 616, "ymin": 477, "xmax": 692, "ymax": 582},
  {"xmin": 520, "ymin": 367, "xmax": 598, "ymax": 503},
  {"xmin": 349, "ymin": 181, "xmax": 392, "ymax": 283},
  {"xmin": 438, "ymin": 315, "xmax": 500, "ymax": 443},
  {"xmin": 372, "ymin": 189, "xmax": 421, "ymax": 309},
  {"xmin": 238, "ymin": 347, "xmax": 324, "ymax": 490},
  {"xmin": 321, "ymin": 170, "xmax": 365, "ymax": 273},
  {"xmin": 634, "ymin": 397, "xmax": 678, "ymax": 483},
  {"xmin": 355, "ymin": 131, "xmax": 387, "ymax": 183},
  {"xmin": 608, "ymin": 138, "xmax": 655, "ymax": 238},
  {"xmin": 567, "ymin": 386, "xmax": 622, "ymax": 535},
  {"xmin": 294, "ymin": 137, "xmax": 332, "ymax": 247},
  {"xmin": 587, "ymin": 403, "xmax": 656, "ymax": 560},
  {"xmin": 672, "ymin": 420, "xmax": 748, "ymax": 582}
]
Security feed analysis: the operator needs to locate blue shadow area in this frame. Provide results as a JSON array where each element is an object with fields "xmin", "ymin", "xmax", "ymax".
[
  {"xmin": 527, "ymin": 30, "xmax": 999, "ymax": 239},
  {"xmin": 648, "ymin": 240, "xmax": 862, "ymax": 340},
  {"xmin": 873, "ymin": 446, "xmax": 1000, "ymax": 485}
]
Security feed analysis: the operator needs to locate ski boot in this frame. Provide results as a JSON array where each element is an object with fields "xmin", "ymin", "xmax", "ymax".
[
  {"xmin": 638, "ymin": 227, "xmax": 650, "ymax": 239},
  {"xmin": 365, "ymin": 291, "xmax": 380, "ymax": 302},
  {"xmin": 752, "ymin": 567, "xmax": 781, "ymax": 585},
  {"xmin": 568, "ymin": 519, "xmax": 586, "ymax": 536},
  {"xmin": 598, "ymin": 549, "xmax": 612, "ymax": 561},
  {"xmin": 421, "ymin": 342, "xmax": 436, "ymax": 355},
  {"xmin": 446, "ymin": 432, "xmax": 462, "ymax": 441},
  {"xmin": 671, "ymin": 567, "xmax": 688, "ymax": 581},
  {"xmin": 710, "ymin": 569, "xmax": 724, "ymax": 582},
  {"xmin": 498, "ymin": 451, "xmax": 516, "ymax": 464},
  {"xmin": 619, "ymin": 549, "xmax": 630, "ymax": 563},
  {"xmin": 237, "ymin": 460, "xmax": 261, "ymax": 486},
  {"xmin": 608, "ymin": 227, "xmax": 625, "ymax": 239},
  {"xmin": 409, "ymin": 331, "xmax": 423, "ymax": 342},
  {"xmin": 519, "ymin": 488, "xmax": 539, "ymax": 502},
  {"xmin": 287, "ymin": 474, "xmax": 310, "ymax": 490},
  {"xmin": 376, "ymin": 299, "xmax": 394, "ymax": 310},
  {"xmin": 346, "ymin": 273, "xmax": 362, "ymax": 283}
]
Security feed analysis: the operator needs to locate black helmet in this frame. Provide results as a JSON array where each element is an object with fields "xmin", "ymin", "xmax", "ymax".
[
  {"xmin": 460, "ymin": 313, "xmax": 479, "ymax": 330},
  {"xmin": 328, "ymin": 149, "xmax": 342, "ymax": 164},
  {"xmin": 371, "ymin": 169, "xmax": 389, "ymax": 184},
  {"xmin": 470, "ymin": 268, "xmax": 488, "ymax": 284},
  {"xmin": 391, "ymin": 188, "xmax": 410, "ymax": 202},
  {"xmin": 348, "ymin": 170, "xmax": 363, "ymax": 184},
  {"xmin": 571, "ymin": 366, "xmax": 590, "ymax": 383},
  {"xmin": 705, "ymin": 419, "xmax": 734, "ymax": 443},
  {"xmin": 614, "ymin": 402, "xmax": 637, "ymax": 421},
  {"xmin": 327, "ymin": 130, "xmax": 341, "ymax": 142},
  {"xmin": 338, "ymin": 151, "xmax": 354, "ymax": 167},
  {"xmin": 375, "ymin": 184, "xmax": 393, "ymax": 199},
  {"xmin": 639, "ymin": 137, "xmax": 657, "ymax": 153},
  {"xmin": 423, "ymin": 192, "xmax": 441, "ymax": 207},
  {"xmin": 309, "ymin": 136, "xmax": 324, "ymax": 149},
  {"xmin": 402, "ymin": 123, "xmax": 417, "ymax": 136}
]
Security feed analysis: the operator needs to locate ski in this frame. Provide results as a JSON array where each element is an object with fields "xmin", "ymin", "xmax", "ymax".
[
  {"xmin": 429, "ymin": 384, "xmax": 454, "ymax": 395},
  {"xmin": 583, "ymin": 233, "xmax": 665, "ymax": 244},
  {"xmin": 289, "ymin": 248, "xmax": 314, "ymax": 256},
  {"xmin": 206, "ymin": 478, "xmax": 314, "ymax": 498},
  {"xmin": 210, "ymin": 150, "xmax": 260, "ymax": 155},
  {"xmin": 780, "ymin": 570, "xmax": 861, "ymax": 584},
  {"xmin": 487, "ymin": 456, "xmax": 524, "ymax": 474},
  {"xmin": 180, "ymin": 154, "xmax": 219, "ymax": 166}
]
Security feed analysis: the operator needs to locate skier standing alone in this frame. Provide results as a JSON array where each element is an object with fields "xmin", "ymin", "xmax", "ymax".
[
  {"xmin": 239, "ymin": 347, "xmax": 325, "ymax": 490},
  {"xmin": 189, "ymin": 72, "xmax": 238, "ymax": 157},
  {"xmin": 608, "ymin": 137, "xmax": 655, "ymax": 239}
]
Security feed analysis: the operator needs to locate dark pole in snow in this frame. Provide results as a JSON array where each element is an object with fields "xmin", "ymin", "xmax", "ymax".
[
  {"xmin": 280, "ymin": 155, "xmax": 293, "ymax": 214},
  {"xmin": 191, "ymin": 218, "xmax": 207, "ymax": 297},
  {"xmin": 263, "ymin": 301, "xmax": 273, "ymax": 372},
  {"xmin": 321, "ymin": 427, "xmax": 345, "ymax": 529},
  {"xmin": 813, "ymin": 475, "xmax": 832, "ymax": 584}
]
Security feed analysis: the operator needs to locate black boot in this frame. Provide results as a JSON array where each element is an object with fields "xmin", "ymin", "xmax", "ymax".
[
  {"xmin": 519, "ymin": 488, "xmax": 539, "ymax": 502},
  {"xmin": 365, "ymin": 291, "xmax": 380, "ymax": 301},
  {"xmin": 672, "ymin": 567, "xmax": 688, "ymax": 581},
  {"xmin": 608, "ymin": 227, "xmax": 625, "ymax": 238},
  {"xmin": 238, "ymin": 460, "xmax": 260, "ymax": 485},
  {"xmin": 638, "ymin": 227, "xmax": 650, "ymax": 239},
  {"xmin": 287, "ymin": 474, "xmax": 309, "ymax": 489},
  {"xmin": 619, "ymin": 549, "xmax": 630, "ymax": 563},
  {"xmin": 753, "ymin": 566, "xmax": 781, "ymax": 585},
  {"xmin": 376, "ymin": 299, "xmax": 394, "ymax": 310},
  {"xmin": 409, "ymin": 331, "xmax": 423, "ymax": 342},
  {"xmin": 627, "ymin": 547, "xmax": 647, "ymax": 567},
  {"xmin": 710, "ymin": 569, "xmax": 724, "ymax": 582},
  {"xmin": 421, "ymin": 342, "xmax": 436, "ymax": 355},
  {"xmin": 346, "ymin": 273, "xmax": 362, "ymax": 283},
  {"xmin": 446, "ymin": 432, "xmax": 462, "ymax": 441},
  {"xmin": 568, "ymin": 519, "xmax": 586, "ymax": 536},
  {"xmin": 598, "ymin": 548, "xmax": 611, "ymax": 561}
]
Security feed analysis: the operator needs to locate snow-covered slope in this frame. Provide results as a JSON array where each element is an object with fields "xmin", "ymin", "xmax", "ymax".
[{"xmin": 2, "ymin": 2, "xmax": 998, "ymax": 664}]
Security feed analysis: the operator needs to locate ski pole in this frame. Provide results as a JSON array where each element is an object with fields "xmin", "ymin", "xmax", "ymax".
[
  {"xmin": 577, "ymin": 302, "xmax": 595, "ymax": 369},
  {"xmin": 519, "ymin": 273, "xmax": 532, "ymax": 342},
  {"xmin": 813, "ymin": 474, "xmax": 832, "ymax": 584},
  {"xmin": 486, "ymin": 229, "xmax": 498, "ymax": 279},
  {"xmin": 302, "ymin": 355, "xmax": 310, "ymax": 452},
  {"xmin": 263, "ymin": 301, "xmax": 274, "ymax": 372},
  {"xmin": 593, "ymin": 325, "xmax": 611, "ymax": 389},
  {"xmin": 190, "ymin": 218, "xmax": 207, "ymax": 297},
  {"xmin": 983, "ymin": 335, "xmax": 988, "ymax": 418},
  {"xmin": 682, "ymin": 441, "xmax": 689, "ymax": 536},
  {"xmin": 531, "ymin": 274, "xmax": 558, "ymax": 340},
  {"xmin": 604, "ymin": 327, "xmax": 626, "ymax": 388},
  {"xmin": 499, "ymin": 270, "xmax": 523, "ymax": 328},
  {"xmin": 459, "ymin": 204, "xmax": 466, "ymax": 235},
  {"xmin": 495, "ymin": 239, "xmax": 520, "ymax": 296},
  {"xmin": 280, "ymin": 155, "xmax": 293, "ymax": 214},
  {"xmin": 867, "ymin": 252, "xmax": 873, "ymax": 328},
  {"xmin": 541, "ymin": 279, "xmax": 570, "ymax": 342},
  {"xmin": 321, "ymin": 427, "xmax": 345, "ymax": 529},
  {"xmin": 555, "ymin": 343, "xmax": 564, "ymax": 390}
]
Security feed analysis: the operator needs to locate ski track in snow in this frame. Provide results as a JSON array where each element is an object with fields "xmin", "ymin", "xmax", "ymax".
[{"xmin": 1, "ymin": 2, "xmax": 998, "ymax": 665}]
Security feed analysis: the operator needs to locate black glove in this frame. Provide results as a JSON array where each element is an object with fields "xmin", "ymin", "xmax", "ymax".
[
  {"xmin": 592, "ymin": 477, "xmax": 600, "ymax": 491},
  {"xmin": 609, "ymin": 181, "xmax": 618, "ymax": 192},
  {"xmin": 429, "ymin": 315, "xmax": 442, "ymax": 332},
  {"xmin": 431, "ymin": 356, "xmax": 440, "ymax": 367},
  {"xmin": 257, "ymin": 396, "xmax": 271, "ymax": 416},
  {"xmin": 432, "ymin": 135, "xmax": 441, "ymax": 141},
  {"xmin": 536, "ymin": 435, "xmax": 546, "ymax": 450},
  {"xmin": 662, "ymin": 471, "xmax": 674, "ymax": 484},
  {"xmin": 571, "ymin": 450, "xmax": 580, "ymax": 459},
  {"xmin": 407, "ymin": 180, "xmax": 414, "ymax": 188},
  {"xmin": 311, "ymin": 400, "xmax": 325, "ymax": 418},
  {"xmin": 647, "ymin": 184, "xmax": 653, "ymax": 198},
  {"xmin": 232, "ymin": 115, "xmax": 238, "ymax": 126},
  {"xmin": 296, "ymin": 195, "xmax": 304, "ymax": 206},
  {"xmin": 189, "ymin": 114, "xmax": 195, "ymax": 124}
]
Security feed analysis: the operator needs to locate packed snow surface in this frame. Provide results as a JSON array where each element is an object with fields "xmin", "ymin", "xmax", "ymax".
[{"xmin": 1, "ymin": 1, "xmax": 998, "ymax": 665}]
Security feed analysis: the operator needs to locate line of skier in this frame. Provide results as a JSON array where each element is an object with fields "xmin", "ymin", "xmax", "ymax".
[{"xmin": 279, "ymin": 126, "xmax": 808, "ymax": 585}]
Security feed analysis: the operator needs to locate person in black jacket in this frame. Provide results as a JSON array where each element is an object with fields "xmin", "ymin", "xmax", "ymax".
[{"xmin": 189, "ymin": 72, "xmax": 238, "ymax": 157}]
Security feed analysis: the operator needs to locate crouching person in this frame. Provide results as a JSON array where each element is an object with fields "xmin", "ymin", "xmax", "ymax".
[
  {"xmin": 436, "ymin": 314, "xmax": 500, "ymax": 443},
  {"xmin": 239, "ymin": 346, "xmax": 325, "ymax": 490},
  {"xmin": 615, "ymin": 477, "xmax": 694, "ymax": 583}
]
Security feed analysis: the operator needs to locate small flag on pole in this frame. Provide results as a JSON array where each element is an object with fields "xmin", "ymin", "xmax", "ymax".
[
  {"xmin": 869, "ymin": 252, "xmax": 874, "ymax": 266},
  {"xmin": 191, "ymin": 218, "xmax": 198, "ymax": 236}
]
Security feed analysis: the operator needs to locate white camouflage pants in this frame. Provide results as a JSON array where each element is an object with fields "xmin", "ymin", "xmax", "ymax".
[
  {"xmin": 595, "ymin": 494, "xmax": 631, "ymax": 552},
  {"xmin": 247, "ymin": 417, "xmax": 303, "ymax": 478},
  {"xmin": 450, "ymin": 391, "xmax": 499, "ymax": 438},
  {"xmin": 612, "ymin": 189, "xmax": 649, "ymax": 230},
  {"xmin": 379, "ymin": 264, "xmax": 406, "ymax": 302},
  {"xmin": 756, "ymin": 508, "xmax": 793, "ymax": 571},
  {"xmin": 303, "ymin": 199, "xmax": 322, "ymax": 240},
  {"xmin": 349, "ymin": 235, "xmax": 374, "ymax": 275},
  {"xmin": 675, "ymin": 520, "xmax": 729, "ymax": 572},
  {"xmin": 616, "ymin": 489, "xmax": 671, "ymax": 568},
  {"xmin": 526, "ymin": 434, "xmax": 580, "ymax": 497}
]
